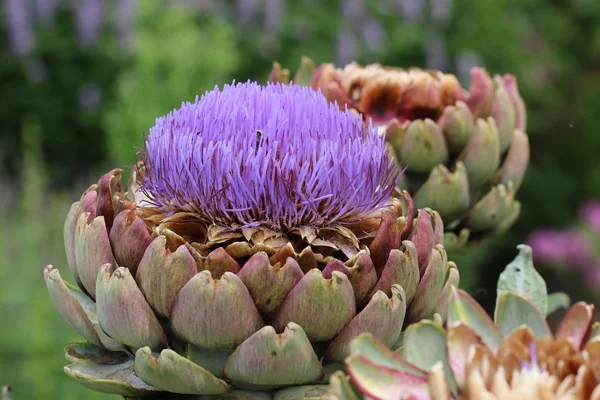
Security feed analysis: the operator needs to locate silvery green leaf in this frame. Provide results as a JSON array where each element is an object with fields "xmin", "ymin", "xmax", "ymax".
[
  {"xmin": 495, "ymin": 292, "xmax": 551, "ymax": 338},
  {"xmin": 546, "ymin": 292, "xmax": 570, "ymax": 315},
  {"xmin": 495, "ymin": 244, "xmax": 547, "ymax": 317},
  {"xmin": 402, "ymin": 321, "xmax": 457, "ymax": 396}
]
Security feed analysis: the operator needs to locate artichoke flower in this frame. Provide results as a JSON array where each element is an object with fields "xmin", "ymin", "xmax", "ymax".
[
  {"xmin": 328, "ymin": 249, "xmax": 600, "ymax": 400},
  {"xmin": 44, "ymin": 82, "xmax": 459, "ymax": 398},
  {"xmin": 270, "ymin": 58, "xmax": 530, "ymax": 248}
]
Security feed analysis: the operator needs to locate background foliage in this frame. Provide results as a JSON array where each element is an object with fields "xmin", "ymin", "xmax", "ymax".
[
  {"xmin": 105, "ymin": 0, "xmax": 239, "ymax": 168},
  {"xmin": 1, "ymin": 0, "xmax": 599, "ymax": 398}
]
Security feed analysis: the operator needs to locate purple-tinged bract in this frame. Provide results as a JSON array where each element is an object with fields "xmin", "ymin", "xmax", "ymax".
[{"xmin": 141, "ymin": 81, "xmax": 399, "ymax": 231}]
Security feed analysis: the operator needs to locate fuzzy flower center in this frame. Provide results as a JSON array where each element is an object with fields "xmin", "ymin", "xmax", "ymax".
[
  {"xmin": 473, "ymin": 341, "xmax": 580, "ymax": 400},
  {"xmin": 140, "ymin": 82, "xmax": 399, "ymax": 231},
  {"xmin": 507, "ymin": 342, "xmax": 559, "ymax": 398}
]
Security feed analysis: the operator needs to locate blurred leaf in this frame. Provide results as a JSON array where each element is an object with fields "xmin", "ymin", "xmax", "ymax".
[
  {"xmin": 402, "ymin": 321, "xmax": 456, "ymax": 396},
  {"xmin": 494, "ymin": 292, "xmax": 551, "ymax": 338},
  {"xmin": 496, "ymin": 244, "xmax": 547, "ymax": 316},
  {"xmin": 0, "ymin": 121, "xmax": 113, "ymax": 398},
  {"xmin": 447, "ymin": 288, "xmax": 502, "ymax": 352},
  {"xmin": 546, "ymin": 292, "xmax": 571, "ymax": 315},
  {"xmin": 104, "ymin": 0, "xmax": 239, "ymax": 169}
]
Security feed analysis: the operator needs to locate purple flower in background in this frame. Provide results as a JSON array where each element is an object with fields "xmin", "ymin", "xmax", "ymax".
[
  {"xmin": 236, "ymin": 0, "xmax": 261, "ymax": 26},
  {"xmin": 579, "ymin": 200, "xmax": 600, "ymax": 236},
  {"xmin": 526, "ymin": 229, "xmax": 594, "ymax": 267},
  {"xmin": 335, "ymin": 29, "xmax": 358, "ymax": 66},
  {"xmin": 396, "ymin": 0, "xmax": 424, "ymax": 21},
  {"xmin": 264, "ymin": 0, "xmax": 284, "ymax": 32},
  {"xmin": 425, "ymin": 34, "xmax": 449, "ymax": 70},
  {"xmin": 528, "ymin": 199, "xmax": 600, "ymax": 295},
  {"xmin": 5, "ymin": 0, "xmax": 108, "ymax": 55},
  {"xmin": 234, "ymin": 0, "xmax": 283, "ymax": 32},
  {"xmin": 141, "ymin": 82, "xmax": 400, "ymax": 231},
  {"xmin": 342, "ymin": 0, "xmax": 365, "ymax": 20},
  {"xmin": 431, "ymin": 0, "xmax": 452, "ymax": 24},
  {"xmin": 5, "ymin": 0, "xmax": 34, "ymax": 55},
  {"xmin": 79, "ymin": 83, "xmax": 102, "ymax": 108},
  {"xmin": 585, "ymin": 266, "xmax": 600, "ymax": 286},
  {"xmin": 76, "ymin": 0, "xmax": 103, "ymax": 48},
  {"xmin": 34, "ymin": 0, "xmax": 57, "ymax": 24},
  {"xmin": 115, "ymin": 0, "xmax": 136, "ymax": 51},
  {"xmin": 361, "ymin": 18, "xmax": 385, "ymax": 51},
  {"xmin": 456, "ymin": 50, "xmax": 484, "ymax": 85}
]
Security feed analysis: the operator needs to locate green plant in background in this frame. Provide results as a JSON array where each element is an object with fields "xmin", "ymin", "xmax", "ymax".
[
  {"xmin": 328, "ymin": 246, "xmax": 599, "ymax": 400},
  {"xmin": 231, "ymin": 0, "xmax": 344, "ymax": 83},
  {"xmin": 0, "ymin": 14, "xmax": 28, "ymax": 182},
  {"xmin": 30, "ymin": 7, "xmax": 123, "ymax": 187},
  {"xmin": 2, "ymin": 5, "xmax": 122, "ymax": 187},
  {"xmin": 104, "ymin": 0, "xmax": 239, "ymax": 169},
  {"xmin": 0, "ymin": 117, "xmax": 112, "ymax": 399}
]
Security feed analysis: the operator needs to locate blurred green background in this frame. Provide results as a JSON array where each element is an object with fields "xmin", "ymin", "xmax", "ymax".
[{"xmin": 1, "ymin": 0, "xmax": 600, "ymax": 398}]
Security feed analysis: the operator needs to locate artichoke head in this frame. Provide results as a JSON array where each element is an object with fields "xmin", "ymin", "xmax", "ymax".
[{"xmin": 46, "ymin": 168, "xmax": 458, "ymax": 398}]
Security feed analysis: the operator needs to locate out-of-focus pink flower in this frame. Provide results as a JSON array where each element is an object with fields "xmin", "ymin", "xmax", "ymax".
[
  {"xmin": 526, "ymin": 229, "xmax": 594, "ymax": 268},
  {"xmin": 579, "ymin": 200, "xmax": 600, "ymax": 235},
  {"xmin": 585, "ymin": 266, "xmax": 600, "ymax": 286},
  {"xmin": 528, "ymin": 200, "xmax": 600, "ymax": 294}
]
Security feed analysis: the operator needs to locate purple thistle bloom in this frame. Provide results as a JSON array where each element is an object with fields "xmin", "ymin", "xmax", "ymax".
[{"xmin": 141, "ymin": 81, "xmax": 400, "ymax": 232}]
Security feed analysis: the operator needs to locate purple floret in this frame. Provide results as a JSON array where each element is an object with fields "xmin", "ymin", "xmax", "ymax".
[{"xmin": 141, "ymin": 81, "xmax": 400, "ymax": 231}]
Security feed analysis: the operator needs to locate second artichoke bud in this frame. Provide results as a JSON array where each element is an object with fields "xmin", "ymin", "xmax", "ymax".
[{"xmin": 270, "ymin": 58, "xmax": 530, "ymax": 248}]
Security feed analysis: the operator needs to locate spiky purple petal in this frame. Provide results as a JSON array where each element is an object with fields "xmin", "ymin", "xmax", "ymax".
[{"xmin": 141, "ymin": 81, "xmax": 399, "ymax": 231}]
